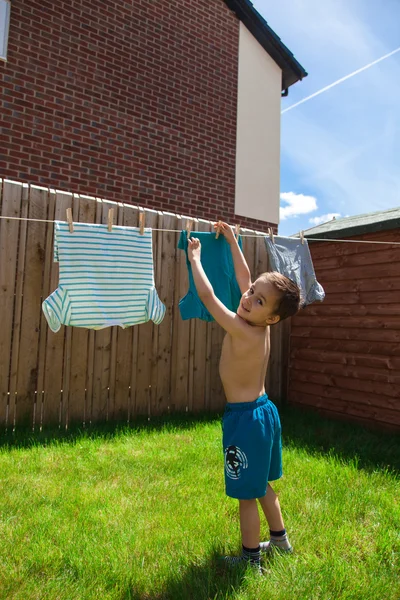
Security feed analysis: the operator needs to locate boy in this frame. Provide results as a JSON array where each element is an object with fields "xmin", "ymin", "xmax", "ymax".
[{"xmin": 187, "ymin": 221, "xmax": 301, "ymax": 572}]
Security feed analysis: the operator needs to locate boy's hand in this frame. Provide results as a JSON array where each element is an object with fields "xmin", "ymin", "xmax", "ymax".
[
  {"xmin": 214, "ymin": 221, "xmax": 236, "ymax": 245},
  {"xmin": 188, "ymin": 237, "xmax": 201, "ymax": 263}
]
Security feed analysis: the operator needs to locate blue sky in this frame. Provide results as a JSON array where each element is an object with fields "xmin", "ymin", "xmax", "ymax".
[{"xmin": 252, "ymin": 0, "xmax": 400, "ymax": 236}]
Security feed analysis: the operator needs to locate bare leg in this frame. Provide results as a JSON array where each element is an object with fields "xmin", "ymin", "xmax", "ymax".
[
  {"xmin": 239, "ymin": 499, "xmax": 260, "ymax": 548},
  {"xmin": 258, "ymin": 484, "xmax": 292, "ymax": 552},
  {"xmin": 222, "ymin": 499, "xmax": 262, "ymax": 570},
  {"xmin": 258, "ymin": 483, "xmax": 285, "ymax": 531}
]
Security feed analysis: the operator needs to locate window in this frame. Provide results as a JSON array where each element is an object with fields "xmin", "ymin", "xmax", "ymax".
[{"xmin": 0, "ymin": 0, "xmax": 11, "ymax": 62}]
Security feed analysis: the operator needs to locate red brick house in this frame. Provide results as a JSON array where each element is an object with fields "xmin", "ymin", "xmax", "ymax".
[{"xmin": 0, "ymin": 0, "xmax": 306, "ymax": 230}]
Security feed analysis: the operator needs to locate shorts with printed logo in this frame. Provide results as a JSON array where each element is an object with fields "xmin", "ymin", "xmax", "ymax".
[{"xmin": 222, "ymin": 394, "xmax": 282, "ymax": 500}]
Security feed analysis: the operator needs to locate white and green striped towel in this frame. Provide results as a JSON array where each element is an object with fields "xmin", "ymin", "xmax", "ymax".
[{"xmin": 42, "ymin": 221, "xmax": 165, "ymax": 332}]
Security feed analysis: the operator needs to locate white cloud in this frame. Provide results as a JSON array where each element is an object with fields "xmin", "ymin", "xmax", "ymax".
[
  {"xmin": 280, "ymin": 192, "xmax": 318, "ymax": 220},
  {"xmin": 309, "ymin": 213, "xmax": 341, "ymax": 226}
]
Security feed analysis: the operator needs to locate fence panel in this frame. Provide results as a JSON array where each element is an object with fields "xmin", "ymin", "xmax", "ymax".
[
  {"xmin": 0, "ymin": 181, "xmax": 23, "ymax": 427},
  {"xmin": 14, "ymin": 186, "xmax": 48, "ymax": 427},
  {"xmin": 0, "ymin": 180, "xmax": 286, "ymax": 429}
]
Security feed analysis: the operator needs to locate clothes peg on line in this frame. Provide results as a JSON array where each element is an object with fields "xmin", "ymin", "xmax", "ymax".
[
  {"xmin": 300, "ymin": 230, "xmax": 305, "ymax": 245},
  {"xmin": 66, "ymin": 208, "xmax": 74, "ymax": 233},
  {"xmin": 139, "ymin": 211, "xmax": 145, "ymax": 235},
  {"xmin": 235, "ymin": 224, "xmax": 241, "ymax": 239},
  {"xmin": 107, "ymin": 208, "xmax": 114, "ymax": 232},
  {"xmin": 268, "ymin": 227, "xmax": 274, "ymax": 244},
  {"xmin": 186, "ymin": 218, "xmax": 193, "ymax": 239},
  {"xmin": 215, "ymin": 221, "xmax": 222, "ymax": 239}
]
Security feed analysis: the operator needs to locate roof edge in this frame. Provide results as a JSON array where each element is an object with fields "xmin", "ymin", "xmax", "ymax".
[
  {"xmin": 223, "ymin": 0, "xmax": 308, "ymax": 90},
  {"xmin": 303, "ymin": 216, "xmax": 400, "ymax": 241}
]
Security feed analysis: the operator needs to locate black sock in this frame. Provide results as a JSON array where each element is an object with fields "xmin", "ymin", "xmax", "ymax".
[
  {"xmin": 269, "ymin": 528, "xmax": 286, "ymax": 537},
  {"xmin": 242, "ymin": 544, "xmax": 261, "ymax": 564}
]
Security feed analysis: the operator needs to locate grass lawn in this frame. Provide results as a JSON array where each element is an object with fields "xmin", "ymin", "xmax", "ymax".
[{"xmin": 0, "ymin": 406, "xmax": 399, "ymax": 600}]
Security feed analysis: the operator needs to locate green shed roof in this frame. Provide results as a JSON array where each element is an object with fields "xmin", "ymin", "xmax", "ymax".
[{"xmin": 293, "ymin": 207, "xmax": 400, "ymax": 240}]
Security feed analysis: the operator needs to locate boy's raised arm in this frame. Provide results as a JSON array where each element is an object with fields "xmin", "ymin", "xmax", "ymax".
[
  {"xmin": 188, "ymin": 238, "xmax": 246, "ymax": 336},
  {"xmin": 215, "ymin": 222, "xmax": 251, "ymax": 295}
]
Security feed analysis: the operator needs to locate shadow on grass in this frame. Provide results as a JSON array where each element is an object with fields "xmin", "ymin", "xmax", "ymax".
[
  {"xmin": 1, "ymin": 404, "xmax": 399, "ymax": 475},
  {"xmin": 129, "ymin": 550, "xmax": 252, "ymax": 600},
  {"xmin": 0, "ymin": 412, "xmax": 222, "ymax": 450},
  {"xmin": 280, "ymin": 404, "xmax": 400, "ymax": 475}
]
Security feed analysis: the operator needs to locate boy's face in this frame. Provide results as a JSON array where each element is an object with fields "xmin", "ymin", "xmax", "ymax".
[{"xmin": 237, "ymin": 277, "xmax": 281, "ymax": 326}]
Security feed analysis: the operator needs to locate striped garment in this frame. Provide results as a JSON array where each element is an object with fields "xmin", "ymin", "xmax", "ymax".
[{"xmin": 42, "ymin": 221, "xmax": 165, "ymax": 332}]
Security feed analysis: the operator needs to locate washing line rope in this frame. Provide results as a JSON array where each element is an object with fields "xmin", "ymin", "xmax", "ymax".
[{"xmin": 0, "ymin": 214, "xmax": 400, "ymax": 245}]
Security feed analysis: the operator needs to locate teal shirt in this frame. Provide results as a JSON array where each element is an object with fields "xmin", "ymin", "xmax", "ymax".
[{"xmin": 178, "ymin": 231, "xmax": 243, "ymax": 321}]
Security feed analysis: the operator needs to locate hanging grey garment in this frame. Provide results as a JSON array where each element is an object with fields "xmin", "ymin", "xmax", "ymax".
[{"xmin": 264, "ymin": 236, "xmax": 325, "ymax": 307}]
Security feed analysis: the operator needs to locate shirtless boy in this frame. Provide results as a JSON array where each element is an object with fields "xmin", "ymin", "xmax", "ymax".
[{"xmin": 187, "ymin": 221, "xmax": 301, "ymax": 572}]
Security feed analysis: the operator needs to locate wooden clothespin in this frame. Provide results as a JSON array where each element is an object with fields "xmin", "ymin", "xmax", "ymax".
[
  {"xmin": 107, "ymin": 208, "xmax": 114, "ymax": 232},
  {"xmin": 139, "ymin": 211, "xmax": 145, "ymax": 235},
  {"xmin": 66, "ymin": 208, "xmax": 74, "ymax": 233},
  {"xmin": 234, "ymin": 224, "xmax": 241, "ymax": 240},
  {"xmin": 300, "ymin": 230, "xmax": 305, "ymax": 245},
  {"xmin": 215, "ymin": 221, "xmax": 222, "ymax": 239},
  {"xmin": 186, "ymin": 218, "xmax": 193, "ymax": 239},
  {"xmin": 268, "ymin": 227, "xmax": 274, "ymax": 244}
]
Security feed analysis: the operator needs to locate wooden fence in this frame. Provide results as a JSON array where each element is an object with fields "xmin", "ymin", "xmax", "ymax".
[
  {"xmin": 289, "ymin": 230, "xmax": 400, "ymax": 430},
  {"xmin": 0, "ymin": 179, "xmax": 289, "ymax": 430}
]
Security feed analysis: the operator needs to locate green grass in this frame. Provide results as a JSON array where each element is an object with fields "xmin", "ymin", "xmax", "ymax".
[{"xmin": 0, "ymin": 407, "xmax": 399, "ymax": 600}]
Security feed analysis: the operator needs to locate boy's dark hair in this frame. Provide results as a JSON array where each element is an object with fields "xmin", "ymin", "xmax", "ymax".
[{"xmin": 262, "ymin": 272, "xmax": 301, "ymax": 322}]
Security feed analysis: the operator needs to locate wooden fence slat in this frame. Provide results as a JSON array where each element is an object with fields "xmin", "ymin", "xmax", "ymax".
[
  {"xmin": 192, "ymin": 219, "xmax": 212, "ymax": 412},
  {"xmin": 108, "ymin": 201, "xmax": 130, "ymax": 422},
  {"xmin": 135, "ymin": 208, "xmax": 159, "ymax": 417},
  {"xmin": 318, "ymin": 261, "xmax": 400, "ymax": 282},
  {"xmin": 112, "ymin": 203, "xmax": 138, "ymax": 422},
  {"xmin": 254, "ymin": 233, "xmax": 269, "ymax": 279},
  {"xmin": 8, "ymin": 184, "xmax": 29, "ymax": 428},
  {"xmin": 170, "ymin": 216, "xmax": 191, "ymax": 412},
  {"xmin": 74, "ymin": 195, "xmax": 100, "ymax": 425},
  {"xmin": 66, "ymin": 194, "xmax": 96, "ymax": 426},
  {"xmin": 35, "ymin": 189, "xmax": 55, "ymax": 429},
  {"xmin": 13, "ymin": 186, "xmax": 48, "ymax": 428},
  {"xmin": 291, "ymin": 358, "xmax": 400, "ymax": 385},
  {"xmin": 0, "ymin": 181, "xmax": 23, "ymax": 428},
  {"xmin": 291, "ymin": 348, "xmax": 400, "ymax": 371},
  {"xmin": 279, "ymin": 318, "xmax": 291, "ymax": 403},
  {"xmin": 253, "ymin": 233, "xmax": 272, "ymax": 395},
  {"xmin": 209, "ymin": 321, "xmax": 222, "ymax": 411},
  {"xmin": 91, "ymin": 199, "xmax": 112, "ymax": 422},
  {"xmin": 102, "ymin": 199, "xmax": 119, "ymax": 422},
  {"xmin": 289, "ymin": 383, "xmax": 399, "ymax": 415},
  {"xmin": 41, "ymin": 190, "xmax": 73, "ymax": 427},
  {"xmin": 291, "ymin": 326, "xmax": 400, "ymax": 344},
  {"xmin": 125, "ymin": 204, "xmax": 141, "ymax": 421},
  {"xmin": 241, "ymin": 228, "xmax": 257, "ymax": 280},
  {"xmin": 187, "ymin": 218, "xmax": 199, "ymax": 413},
  {"xmin": 149, "ymin": 210, "xmax": 163, "ymax": 418},
  {"xmin": 290, "ymin": 335, "xmax": 400, "ymax": 357},
  {"xmin": 154, "ymin": 212, "xmax": 177, "ymax": 416},
  {"xmin": 291, "ymin": 367, "xmax": 399, "ymax": 399},
  {"xmin": 268, "ymin": 321, "xmax": 283, "ymax": 403},
  {"xmin": 322, "ymin": 277, "xmax": 400, "ymax": 296}
]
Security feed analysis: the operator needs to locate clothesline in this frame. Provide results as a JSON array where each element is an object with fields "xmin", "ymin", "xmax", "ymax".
[{"xmin": 1, "ymin": 214, "xmax": 400, "ymax": 245}]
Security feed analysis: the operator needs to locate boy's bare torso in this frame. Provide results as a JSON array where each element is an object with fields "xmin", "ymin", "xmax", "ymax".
[{"xmin": 219, "ymin": 326, "xmax": 270, "ymax": 404}]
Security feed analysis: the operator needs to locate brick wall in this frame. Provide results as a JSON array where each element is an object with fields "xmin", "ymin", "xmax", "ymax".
[{"xmin": 0, "ymin": 0, "xmax": 275, "ymax": 231}]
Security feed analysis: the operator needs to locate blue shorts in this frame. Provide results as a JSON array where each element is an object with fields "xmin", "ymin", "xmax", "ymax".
[{"xmin": 222, "ymin": 394, "xmax": 282, "ymax": 500}]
